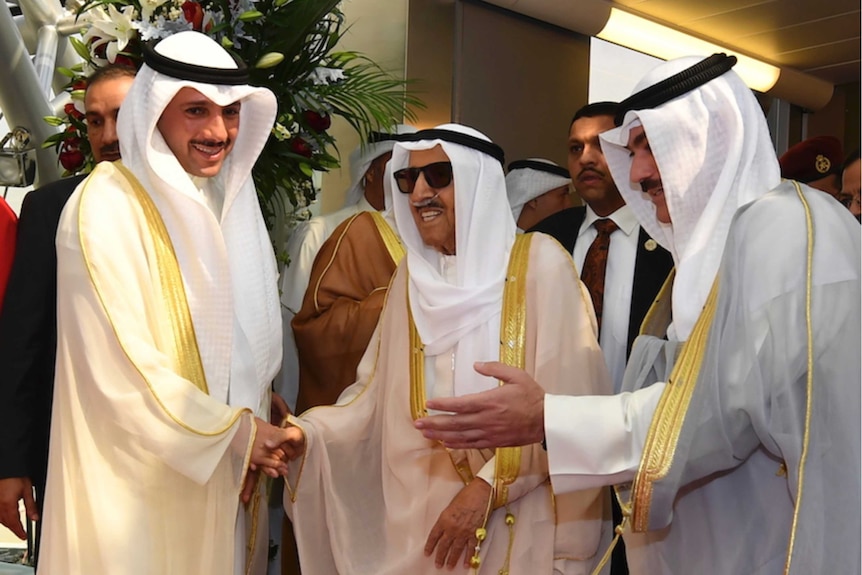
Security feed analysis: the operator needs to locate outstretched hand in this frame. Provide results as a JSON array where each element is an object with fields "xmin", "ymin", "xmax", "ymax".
[{"xmin": 414, "ymin": 361, "xmax": 545, "ymax": 449}]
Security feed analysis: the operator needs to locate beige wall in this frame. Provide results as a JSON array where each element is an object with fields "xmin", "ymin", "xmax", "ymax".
[
  {"xmin": 318, "ymin": 0, "xmax": 409, "ymax": 213},
  {"xmin": 455, "ymin": 3, "xmax": 589, "ymax": 167},
  {"xmin": 406, "ymin": 1, "xmax": 590, "ymax": 168}
]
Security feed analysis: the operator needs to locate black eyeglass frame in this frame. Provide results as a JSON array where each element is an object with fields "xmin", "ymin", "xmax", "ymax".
[{"xmin": 393, "ymin": 161, "xmax": 453, "ymax": 194}]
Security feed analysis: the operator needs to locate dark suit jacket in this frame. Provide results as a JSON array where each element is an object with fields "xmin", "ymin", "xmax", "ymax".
[
  {"xmin": 529, "ymin": 205, "xmax": 673, "ymax": 356},
  {"xmin": 0, "ymin": 175, "xmax": 83, "ymax": 500}
]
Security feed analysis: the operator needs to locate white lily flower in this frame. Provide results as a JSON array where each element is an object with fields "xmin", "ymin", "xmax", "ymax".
[
  {"xmin": 139, "ymin": 0, "xmax": 171, "ymax": 21},
  {"xmin": 85, "ymin": 4, "xmax": 137, "ymax": 54}
]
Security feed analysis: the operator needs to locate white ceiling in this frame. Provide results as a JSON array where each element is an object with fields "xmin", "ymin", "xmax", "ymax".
[{"xmin": 490, "ymin": 0, "xmax": 861, "ymax": 86}]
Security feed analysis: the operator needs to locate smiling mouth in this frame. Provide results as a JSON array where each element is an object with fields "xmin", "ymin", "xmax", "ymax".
[
  {"xmin": 417, "ymin": 207, "xmax": 442, "ymax": 222},
  {"xmin": 191, "ymin": 141, "xmax": 227, "ymax": 157}
]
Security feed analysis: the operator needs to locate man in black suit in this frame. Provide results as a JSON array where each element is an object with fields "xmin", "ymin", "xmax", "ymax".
[
  {"xmin": 0, "ymin": 64, "xmax": 135, "ymax": 565},
  {"xmin": 529, "ymin": 101, "xmax": 673, "ymax": 575}
]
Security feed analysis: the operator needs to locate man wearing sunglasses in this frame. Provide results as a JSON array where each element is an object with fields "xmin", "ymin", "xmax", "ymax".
[{"xmin": 281, "ymin": 124, "xmax": 613, "ymax": 574}]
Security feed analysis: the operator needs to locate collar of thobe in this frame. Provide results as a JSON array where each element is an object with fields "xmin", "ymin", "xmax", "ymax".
[{"xmin": 579, "ymin": 203, "xmax": 638, "ymax": 239}]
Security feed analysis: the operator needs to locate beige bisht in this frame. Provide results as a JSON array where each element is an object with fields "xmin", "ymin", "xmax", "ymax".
[
  {"xmin": 39, "ymin": 32, "xmax": 281, "ymax": 575},
  {"xmin": 286, "ymin": 232, "xmax": 613, "ymax": 574}
]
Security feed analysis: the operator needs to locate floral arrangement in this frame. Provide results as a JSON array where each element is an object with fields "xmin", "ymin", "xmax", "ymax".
[{"xmin": 44, "ymin": 0, "xmax": 422, "ymax": 236}]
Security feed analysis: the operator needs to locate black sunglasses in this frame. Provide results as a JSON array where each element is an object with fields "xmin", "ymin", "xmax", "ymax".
[{"xmin": 393, "ymin": 162, "xmax": 453, "ymax": 194}]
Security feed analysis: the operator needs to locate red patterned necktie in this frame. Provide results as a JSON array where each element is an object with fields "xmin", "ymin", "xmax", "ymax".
[{"xmin": 580, "ymin": 218, "xmax": 618, "ymax": 336}]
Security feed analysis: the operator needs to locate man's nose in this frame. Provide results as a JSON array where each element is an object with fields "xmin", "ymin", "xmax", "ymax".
[
  {"xmin": 409, "ymin": 171, "xmax": 434, "ymax": 201},
  {"xmin": 103, "ymin": 118, "xmax": 118, "ymax": 147},
  {"xmin": 205, "ymin": 113, "xmax": 228, "ymax": 141},
  {"xmin": 630, "ymin": 154, "xmax": 650, "ymax": 184}
]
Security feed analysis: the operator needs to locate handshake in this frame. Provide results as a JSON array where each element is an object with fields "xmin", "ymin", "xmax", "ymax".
[{"xmin": 241, "ymin": 394, "xmax": 306, "ymax": 503}]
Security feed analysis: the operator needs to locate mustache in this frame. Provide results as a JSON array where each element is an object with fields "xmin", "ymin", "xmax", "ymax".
[
  {"xmin": 577, "ymin": 168, "xmax": 605, "ymax": 180},
  {"xmin": 640, "ymin": 179, "xmax": 663, "ymax": 194},
  {"xmin": 100, "ymin": 142, "xmax": 120, "ymax": 156},
  {"xmin": 411, "ymin": 192, "xmax": 442, "ymax": 209},
  {"xmin": 190, "ymin": 138, "xmax": 229, "ymax": 149}
]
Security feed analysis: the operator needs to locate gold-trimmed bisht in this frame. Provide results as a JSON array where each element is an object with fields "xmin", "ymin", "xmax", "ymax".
[{"xmin": 409, "ymin": 233, "xmax": 533, "ymax": 574}]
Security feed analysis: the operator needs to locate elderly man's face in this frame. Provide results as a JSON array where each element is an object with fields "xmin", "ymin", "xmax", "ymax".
[
  {"xmin": 406, "ymin": 146, "xmax": 456, "ymax": 255},
  {"xmin": 85, "ymin": 74, "xmax": 135, "ymax": 163},
  {"xmin": 627, "ymin": 125, "xmax": 671, "ymax": 224},
  {"xmin": 157, "ymin": 87, "xmax": 240, "ymax": 178}
]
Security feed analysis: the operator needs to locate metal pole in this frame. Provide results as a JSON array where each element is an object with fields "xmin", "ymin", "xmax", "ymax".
[{"xmin": 0, "ymin": 1, "xmax": 62, "ymax": 185}]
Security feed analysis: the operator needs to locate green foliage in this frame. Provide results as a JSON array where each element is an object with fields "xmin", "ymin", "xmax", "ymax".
[{"xmin": 48, "ymin": 0, "xmax": 424, "ymax": 237}]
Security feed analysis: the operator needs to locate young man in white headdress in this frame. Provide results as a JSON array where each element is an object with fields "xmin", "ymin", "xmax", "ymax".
[
  {"xmin": 280, "ymin": 124, "xmax": 613, "ymax": 574},
  {"xmin": 414, "ymin": 55, "xmax": 861, "ymax": 574},
  {"xmin": 278, "ymin": 125, "xmax": 416, "ymax": 412},
  {"xmin": 505, "ymin": 158, "xmax": 572, "ymax": 232},
  {"xmin": 39, "ymin": 31, "xmax": 295, "ymax": 575}
]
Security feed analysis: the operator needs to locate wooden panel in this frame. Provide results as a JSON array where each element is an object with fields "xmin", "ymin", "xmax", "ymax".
[{"xmin": 456, "ymin": 2, "xmax": 590, "ymax": 168}]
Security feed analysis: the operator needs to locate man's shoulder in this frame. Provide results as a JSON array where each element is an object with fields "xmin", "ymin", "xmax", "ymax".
[
  {"xmin": 24, "ymin": 174, "xmax": 86, "ymax": 211},
  {"xmin": 524, "ymin": 231, "xmax": 578, "ymax": 276},
  {"xmin": 529, "ymin": 206, "xmax": 586, "ymax": 234}
]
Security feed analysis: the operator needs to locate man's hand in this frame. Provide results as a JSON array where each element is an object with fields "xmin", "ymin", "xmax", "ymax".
[
  {"xmin": 414, "ymin": 361, "xmax": 545, "ymax": 449},
  {"xmin": 240, "ymin": 468, "xmax": 261, "ymax": 505},
  {"xmin": 424, "ymin": 478, "xmax": 492, "ymax": 569},
  {"xmin": 270, "ymin": 392, "xmax": 291, "ymax": 426},
  {"xmin": 250, "ymin": 418, "xmax": 290, "ymax": 478},
  {"xmin": 0, "ymin": 477, "xmax": 37, "ymax": 540}
]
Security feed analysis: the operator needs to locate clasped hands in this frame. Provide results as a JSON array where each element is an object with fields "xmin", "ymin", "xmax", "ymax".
[{"xmin": 241, "ymin": 395, "xmax": 306, "ymax": 503}]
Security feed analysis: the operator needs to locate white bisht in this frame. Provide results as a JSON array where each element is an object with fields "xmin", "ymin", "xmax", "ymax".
[
  {"xmin": 40, "ymin": 31, "xmax": 281, "ymax": 574},
  {"xmin": 599, "ymin": 56, "xmax": 862, "ymax": 574}
]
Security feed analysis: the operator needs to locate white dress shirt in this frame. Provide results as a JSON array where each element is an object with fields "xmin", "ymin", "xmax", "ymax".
[{"xmin": 572, "ymin": 204, "xmax": 639, "ymax": 393}]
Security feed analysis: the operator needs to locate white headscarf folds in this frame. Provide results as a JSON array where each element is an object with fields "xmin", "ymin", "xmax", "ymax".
[
  {"xmin": 390, "ymin": 124, "xmax": 515, "ymax": 395},
  {"xmin": 505, "ymin": 158, "xmax": 571, "ymax": 222},
  {"xmin": 343, "ymin": 124, "xmax": 418, "ymax": 207},
  {"xmin": 599, "ymin": 56, "xmax": 781, "ymax": 339},
  {"xmin": 118, "ymin": 31, "xmax": 281, "ymax": 412}
]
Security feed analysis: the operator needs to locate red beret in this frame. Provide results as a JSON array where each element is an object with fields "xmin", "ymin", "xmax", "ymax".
[{"xmin": 779, "ymin": 136, "xmax": 844, "ymax": 183}]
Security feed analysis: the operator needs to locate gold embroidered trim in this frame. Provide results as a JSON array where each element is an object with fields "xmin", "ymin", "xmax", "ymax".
[
  {"xmin": 369, "ymin": 211, "xmax": 406, "ymax": 265},
  {"xmin": 629, "ymin": 278, "xmax": 720, "ymax": 532},
  {"xmin": 312, "ymin": 212, "xmax": 362, "ymax": 313},
  {"xmin": 113, "ymin": 161, "xmax": 209, "ymax": 394},
  {"xmin": 78, "ymin": 162, "xmax": 250, "ymax": 437},
  {"xmin": 407, "ymin": 235, "xmax": 531, "ymax": 492},
  {"xmin": 244, "ymin": 476, "xmax": 263, "ymax": 575},
  {"xmin": 783, "ymin": 180, "xmax": 814, "ymax": 574},
  {"xmin": 493, "ymin": 233, "xmax": 531, "ymax": 507}
]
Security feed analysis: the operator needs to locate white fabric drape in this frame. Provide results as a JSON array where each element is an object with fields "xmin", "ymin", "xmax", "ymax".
[
  {"xmin": 600, "ymin": 58, "xmax": 781, "ymax": 339},
  {"xmin": 118, "ymin": 31, "xmax": 282, "ymax": 410},
  {"xmin": 286, "ymin": 233, "xmax": 613, "ymax": 574},
  {"xmin": 390, "ymin": 124, "xmax": 516, "ymax": 396}
]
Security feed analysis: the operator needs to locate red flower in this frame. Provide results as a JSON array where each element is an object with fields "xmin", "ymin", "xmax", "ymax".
[
  {"xmin": 59, "ymin": 140, "xmax": 85, "ymax": 171},
  {"xmin": 64, "ymin": 103, "xmax": 84, "ymax": 120},
  {"xmin": 302, "ymin": 110, "xmax": 331, "ymax": 132},
  {"xmin": 182, "ymin": 1, "xmax": 204, "ymax": 31},
  {"xmin": 72, "ymin": 79, "xmax": 88, "ymax": 91},
  {"xmin": 114, "ymin": 54, "xmax": 136, "ymax": 68},
  {"xmin": 290, "ymin": 137, "xmax": 313, "ymax": 158}
]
